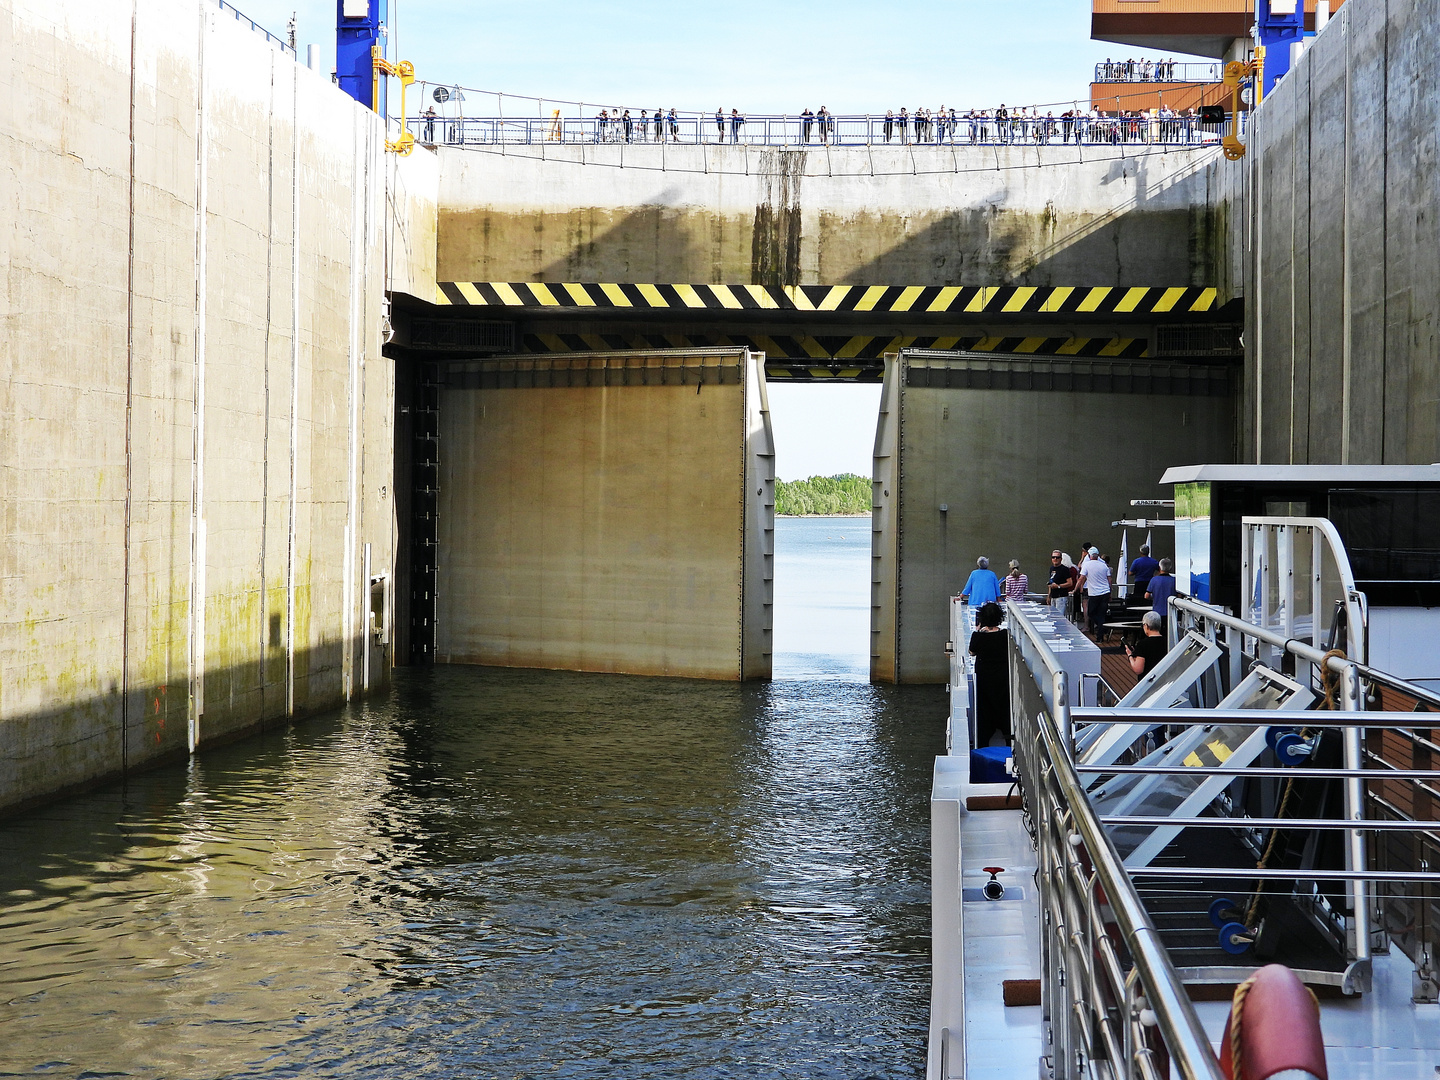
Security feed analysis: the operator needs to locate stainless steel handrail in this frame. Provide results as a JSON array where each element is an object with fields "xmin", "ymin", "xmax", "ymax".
[
  {"xmin": 1171, "ymin": 595, "xmax": 1440, "ymax": 709},
  {"xmin": 1005, "ymin": 601, "xmax": 1224, "ymax": 1080}
]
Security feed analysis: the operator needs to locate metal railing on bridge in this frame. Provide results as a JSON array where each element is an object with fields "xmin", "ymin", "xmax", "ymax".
[
  {"xmin": 1094, "ymin": 61, "xmax": 1223, "ymax": 83},
  {"xmin": 214, "ymin": 0, "xmax": 296, "ymax": 56},
  {"xmin": 411, "ymin": 112, "xmax": 1235, "ymax": 149}
]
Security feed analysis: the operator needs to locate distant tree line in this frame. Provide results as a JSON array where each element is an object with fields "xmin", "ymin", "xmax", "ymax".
[{"xmin": 774, "ymin": 473, "xmax": 872, "ymax": 516}]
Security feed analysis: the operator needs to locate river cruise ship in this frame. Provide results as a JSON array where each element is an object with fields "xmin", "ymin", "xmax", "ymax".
[{"xmin": 930, "ymin": 466, "xmax": 1440, "ymax": 1079}]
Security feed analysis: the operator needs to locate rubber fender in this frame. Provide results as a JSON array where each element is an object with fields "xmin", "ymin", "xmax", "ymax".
[{"xmin": 1217, "ymin": 964, "xmax": 1328, "ymax": 1080}]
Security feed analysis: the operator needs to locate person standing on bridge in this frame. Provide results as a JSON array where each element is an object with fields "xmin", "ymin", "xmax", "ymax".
[
  {"xmin": 898, "ymin": 107, "xmax": 908, "ymax": 143},
  {"xmin": 653, "ymin": 109, "xmax": 663, "ymax": 141},
  {"xmin": 802, "ymin": 108, "xmax": 814, "ymax": 143},
  {"xmin": 715, "ymin": 108, "xmax": 724, "ymax": 142},
  {"xmin": 668, "ymin": 108, "xmax": 679, "ymax": 141},
  {"xmin": 883, "ymin": 110, "xmax": 893, "ymax": 143},
  {"xmin": 960, "ymin": 557, "xmax": 1002, "ymax": 607},
  {"xmin": 817, "ymin": 106, "xmax": 831, "ymax": 144},
  {"xmin": 730, "ymin": 109, "xmax": 744, "ymax": 143},
  {"xmin": 622, "ymin": 109, "xmax": 632, "ymax": 142}
]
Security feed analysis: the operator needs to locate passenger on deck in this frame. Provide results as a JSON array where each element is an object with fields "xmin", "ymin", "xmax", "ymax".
[
  {"xmin": 1076, "ymin": 546, "xmax": 1112, "ymax": 635},
  {"xmin": 1003, "ymin": 560, "xmax": 1028, "ymax": 602},
  {"xmin": 1047, "ymin": 550, "xmax": 1076, "ymax": 609},
  {"xmin": 961, "ymin": 556, "xmax": 1002, "ymax": 606},
  {"xmin": 1146, "ymin": 558, "xmax": 1177, "ymax": 625},
  {"xmin": 1129, "ymin": 544, "xmax": 1159, "ymax": 602},
  {"xmin": 968, "ymin": 602, "xmax": 1012, "ymax": 749},
  {"xmin": 1126, "ymin": 611, "xmax": 1167, "ymax": 677}
]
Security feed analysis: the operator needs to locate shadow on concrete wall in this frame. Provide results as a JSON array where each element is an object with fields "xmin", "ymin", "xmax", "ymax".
[
  {"xmin": 0, "ymin": 642, "xmax": 374, "ymax": 819},
  {"xmin": 439, "ymin": 150, "xmax": 1226, "ymax": 289},
  {"xmin": 833, "ymin": 156, "xmax": 1223, "ymax": 288}
]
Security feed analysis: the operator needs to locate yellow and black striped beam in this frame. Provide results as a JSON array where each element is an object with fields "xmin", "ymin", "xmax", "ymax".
[
  {"xmin": 435, "ymin": 281, "xmax": 1217, "ymax": 316},
  {"xmin": 520, "ymin": 331, "xmax": 1150, "ymax": 373}
]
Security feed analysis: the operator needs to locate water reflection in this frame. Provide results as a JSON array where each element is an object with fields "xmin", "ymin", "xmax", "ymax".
[{"xmin": 0, "ymin": 520, "xmax": 942, "ymax": 1079}]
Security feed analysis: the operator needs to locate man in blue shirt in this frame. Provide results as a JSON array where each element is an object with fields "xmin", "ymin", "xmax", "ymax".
[
  {"xmin": 1129, "ymin": 544, "xmax": 1160, "ymax": 604},
  {"xmin": 1146, "ymin": 557, "xmax": 1177, "ymax": 623},
  {"xmin": 961, "ymin": 556, "xmax": 1002, "ymax": 606}
]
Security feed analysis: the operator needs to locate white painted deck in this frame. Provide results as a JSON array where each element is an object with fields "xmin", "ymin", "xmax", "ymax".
[{"xmin": 959, "ymin": 807, "xmax": 1043, "ymax": 1080}]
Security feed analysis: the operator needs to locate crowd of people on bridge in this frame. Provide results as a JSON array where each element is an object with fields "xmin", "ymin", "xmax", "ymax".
[
  {"xmin": 1097, "ymin": 58, "xmax": 1188, "ymax": 82},
  {"xmin": 419, "ymin": 102, "xmax": 1222, "ymax": 149}
]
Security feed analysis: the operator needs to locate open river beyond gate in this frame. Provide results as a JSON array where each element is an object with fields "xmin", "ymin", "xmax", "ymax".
[{"xmin": 0, "ymin": 517, "xmax": 945, "ymax": 1079}]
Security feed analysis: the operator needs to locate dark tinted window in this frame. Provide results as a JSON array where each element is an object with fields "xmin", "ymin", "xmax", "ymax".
[{"xmin": 1328, "ymin": 489, "xmax": 1440, "ymax": 582}]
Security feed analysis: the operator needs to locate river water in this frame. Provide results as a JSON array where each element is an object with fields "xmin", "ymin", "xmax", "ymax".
[{"xmin": 0, "ymin": 517, "xmax": 944, "ymax": 1079}]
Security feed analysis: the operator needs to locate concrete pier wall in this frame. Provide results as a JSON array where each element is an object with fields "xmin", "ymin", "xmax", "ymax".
[
  {"xmin": 0, "ymin": 0, "xmax": 398, "ymax": 813},
  {"xmin": 435, "ymin": 144, "xmax": 1226, "ymax": 289},
  {"xmin": 871, "ymin": 351, "xmax": 1236, "ymax": 684},
  {"xmin": 1235, "ymin": 0, "xmax": 1440, "ymax": 463},
  {"xmin": 436, "ymin": 350, "xmax": 774, "ymax": 680}
]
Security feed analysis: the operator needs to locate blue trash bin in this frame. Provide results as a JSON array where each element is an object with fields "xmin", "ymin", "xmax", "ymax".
[{"xmin": 970, "ymin": 745, "xmax": 1013, "ymax": 784}]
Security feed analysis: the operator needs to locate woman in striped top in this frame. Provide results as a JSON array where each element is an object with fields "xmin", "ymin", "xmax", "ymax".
[{"xmin": 1002, "ymin": 560, "xmax": 1029, "ymax": 602}]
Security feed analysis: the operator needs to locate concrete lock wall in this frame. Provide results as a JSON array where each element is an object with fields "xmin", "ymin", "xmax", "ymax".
[
  {"xmin": 1233, "ymin": 0, "xmax": 1440, "ymax": 464},
  {"xmin": 0, "ymin": 0, "xmax": 399, "ymax": 813},
  {"xmin": 436, "ymin": 350, "xmax": 774, "ymax": 680},
  {"xmin": 434, "ymin": 143, "xmax": 1227, "ymax": 289},
  {"xmin": 871, "ymin": 351, "xmax": 1236, "ymax": 684}
]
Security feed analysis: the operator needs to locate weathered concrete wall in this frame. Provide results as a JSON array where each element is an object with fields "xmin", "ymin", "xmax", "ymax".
[
  {"xmin": 0, "ymin": 0, "xmax": 396, "ymax": 813},
  {"xmin": 1236, "ymin": 0, "xmax": 1440, "ymax": 463},
  {"xmin": 871, "ymin": 351, "xmax": 1236, "ymax": 684},
  {"xmin": 388, "ymin": 147, "xmax": 439, "ymax": 304},
  {"xmin": 436, "ymin": 350, "xmax": 773, "ymax": 680},
  {"xmin": 435, "ymin": 144, "xmax": 1226, "ymax": 289}
]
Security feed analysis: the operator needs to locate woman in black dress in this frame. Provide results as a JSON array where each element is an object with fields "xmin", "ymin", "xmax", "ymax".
[{"xmin": 968, "ymin": 601, "xmax": 1012, "ymax": 750}]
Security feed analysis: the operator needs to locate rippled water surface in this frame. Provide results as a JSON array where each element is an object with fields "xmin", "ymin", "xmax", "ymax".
[{"xmin": 0, "ymin": 518, "xmax": 943, "ymax": 1078}]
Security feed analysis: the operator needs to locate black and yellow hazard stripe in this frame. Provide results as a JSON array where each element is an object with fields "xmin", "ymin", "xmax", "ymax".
[
  {"xmin": 520, "ymin": 330, "xmax": 1150, "ymax": 363},
  {"xmin": 437, "ymin": 281, "xmax": 1217, "ymax": 316}
]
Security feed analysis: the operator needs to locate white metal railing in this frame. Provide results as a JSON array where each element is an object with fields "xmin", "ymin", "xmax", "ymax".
[
  {"xmin": 409, "ymin": 112, "xmax": 1235, "ymax": 149},
  {"xmin": 1169, "ymin": 595, "xmax": 1440, "ymax": 1001},
  {"xmin": 1009, "ymin": 588, "xmax": 1440, "ymax": 1072},
  {"xmin": 1006, "ymin": 602, "xmax": 1225, "ymax": 1080},
  {"xmin": 1093, "ymin": 61, "xmax": 1224, "ymax": 84},
  {"xmin": 1240, "ymin": 516, "xmax": 1367, "ymax": 665},
  {"xmin": 214, "ymin": 0, "xmax": 296, "ymax": 56}
]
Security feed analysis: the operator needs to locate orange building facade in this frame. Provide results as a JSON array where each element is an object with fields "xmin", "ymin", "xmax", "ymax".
[{"xmin": 1089, "ymin": 1, "xmax": 1347, "ymax": 115}]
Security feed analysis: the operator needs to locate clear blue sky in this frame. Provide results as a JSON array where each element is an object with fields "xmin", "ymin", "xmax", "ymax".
[
  {"xmin": 242, "ymin": 0, "xmax": 1201, "ymax": 115},
  {"xmin": 234, "ymin": 1, "xmax": 1196, "ymax": 480}
]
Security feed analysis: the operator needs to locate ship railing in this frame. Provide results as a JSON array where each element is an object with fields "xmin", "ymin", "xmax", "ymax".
[
  {"xmin": 1006, "ymin": 601, "xmax": 1225, "ymax": 1080},
  {"xmin": 1167, "ymin": 595, "xmax": 1440, "ymax": 1001},
  {"xmin": 1093, "ymin": 62, "xmax": 1224, "ymax": 84},
  {"xmin": 407, "ymin": 113, "xmax": 1234, "ymax": 149},
  {"xmin": 1239, "ymin": 515, "xmax": 1367, "ymax": 667}
]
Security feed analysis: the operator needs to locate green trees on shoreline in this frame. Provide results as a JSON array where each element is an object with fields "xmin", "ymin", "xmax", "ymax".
[{"xmin": 774, "ymin": 473, "xmax": 872, "ymax": 516}]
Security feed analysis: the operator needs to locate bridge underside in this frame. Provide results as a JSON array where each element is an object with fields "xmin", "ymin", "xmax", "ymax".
[{"xmin": 392, "ymin": 282, "xmax": 1243, "ymax": 381}]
